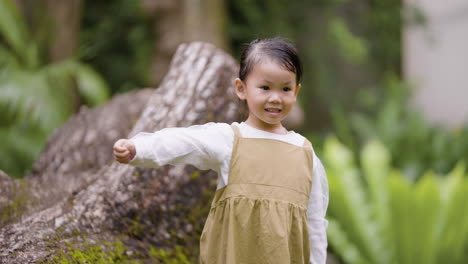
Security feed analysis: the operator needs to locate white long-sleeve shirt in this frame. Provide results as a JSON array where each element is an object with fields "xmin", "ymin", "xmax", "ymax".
[{"xmin": 129, "ymin": 122, "xmax": 329, "ymax": 264}]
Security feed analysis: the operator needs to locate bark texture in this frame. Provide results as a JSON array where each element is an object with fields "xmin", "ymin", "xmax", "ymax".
[
  {"xmin": 142, "ymin": 0, "xmax": 228, "ymax": 86},
  {"xmin": 0, "ymin": 42, "xmax": 241, "ymax": 263},
  {"xmin": 45, "ymin": 0, "xmax": 83, "ymax": 62}
]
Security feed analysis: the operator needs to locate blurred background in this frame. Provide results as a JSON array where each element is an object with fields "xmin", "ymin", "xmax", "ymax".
[{"xmin": 1, "ymin": 0, "xmax": 468, "ymax": 263}]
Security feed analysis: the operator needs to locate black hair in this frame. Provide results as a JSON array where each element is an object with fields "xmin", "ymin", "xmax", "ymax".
[{"xmin": 239, "ymin": 37, "xmax": 302, "ymax": 84}]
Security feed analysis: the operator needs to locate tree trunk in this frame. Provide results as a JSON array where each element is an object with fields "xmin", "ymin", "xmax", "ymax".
[
  {"xmin": 184, "ymin": 0, "xmax": 228, "ymax": 50},
  {"xmin": 45, "ymin": 0, "xmax": 83, "ymax": 62},
  {"xmin": 142, "ymin": 0, "xmax": 228, "ymax": 86},
  {"xmin": 0, "ymin": 42, "xmax": 241, "ymax": 263}
]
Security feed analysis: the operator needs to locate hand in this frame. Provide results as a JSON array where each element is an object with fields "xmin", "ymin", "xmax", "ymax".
[{"xmin": 113, "ymin": 139, "xmax": 136, "ymax": 164}]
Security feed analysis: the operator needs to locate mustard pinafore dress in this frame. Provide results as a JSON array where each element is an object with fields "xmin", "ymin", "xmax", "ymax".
[{"xmin": 200, "ymin": 125, "xmax": 314, "ymax": 264}]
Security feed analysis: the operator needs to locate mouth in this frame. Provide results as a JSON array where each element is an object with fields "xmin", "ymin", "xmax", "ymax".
[{"xmin": 265, "ymin": 108, "xmax": 282, "ymax": 114}]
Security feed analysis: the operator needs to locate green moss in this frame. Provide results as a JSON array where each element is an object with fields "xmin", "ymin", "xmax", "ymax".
[
  {"xmin": 55, "ymin": 226, "xmax": 65, "ymax": 234},
  {"xmin": 127, "ymin": 217, "xmax": 144, "ymax": 238},
  {"xmin": 189, "ymin": 171, "xmax": 200, "ymax": 181},
  {"xmin": 1, "ymin": 180, "xmax": 30, "ymax": 225},
  {"xmin": 149, "ymin": 246, "xmax": 190, "ymax": 264},
  {"xmin": 47, "ymin": 240, "xmax": 142, "ymax": 264},
  {"xmin": 43, "ymin": 238, "xmax": 195, "ymax": 264},
  {"xmin": 132, "ymin": 170, "xmax": 140, "ymax": 177},
  {"xmin": 0, "ymin": 195, "xmax": 27, "ymax": 223},
  {"xmin": 66, "ymin": 196, "xmax": 75, "ymax": 208},
  {"xmin": 72, "ymin": 229, "xmax": 81, "ymax": 237}
]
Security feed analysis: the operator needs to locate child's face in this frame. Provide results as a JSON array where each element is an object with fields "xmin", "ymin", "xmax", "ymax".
[{"xmin": 235, "ymin": 59, "xmax": 301, "ymax": 132}]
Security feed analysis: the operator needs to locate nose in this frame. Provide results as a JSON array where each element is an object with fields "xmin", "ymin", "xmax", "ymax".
[{"xmin": 268, "ymin": 91, "xmax": 281, "ymax": 103}]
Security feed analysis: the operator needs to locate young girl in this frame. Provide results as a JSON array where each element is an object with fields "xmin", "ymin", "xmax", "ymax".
[{"xmin": 113, "ymin": 38, "xmax": 329, "ymax": 264}]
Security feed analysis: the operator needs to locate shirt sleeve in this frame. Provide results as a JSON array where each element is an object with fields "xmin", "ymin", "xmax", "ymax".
[
  {"xmin": 307, "ymin": 154, "xmax": 329, "ymax": 264},
  {"xmin": 128, "ymin": 122, "xmax": 233, "ymax": 172}
]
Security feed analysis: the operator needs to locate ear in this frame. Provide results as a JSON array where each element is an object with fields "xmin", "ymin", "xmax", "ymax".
[
  {"xmin": 294, "ymin": 83, "xmax": 302, "ymax": 97},
  {"xmin": 235, "ymin": 78, "xmax": 247, "ymax": 100}
]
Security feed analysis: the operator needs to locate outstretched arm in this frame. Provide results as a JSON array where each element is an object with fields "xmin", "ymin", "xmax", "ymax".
[{"xmin": 116, "ymin": 123, "xmax": 233, "ymax": 172}]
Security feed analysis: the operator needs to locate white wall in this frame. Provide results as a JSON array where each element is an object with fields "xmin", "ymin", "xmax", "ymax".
[{"xmin": 403, "ymin": 0, "xmax": 468, "ymax": 128}]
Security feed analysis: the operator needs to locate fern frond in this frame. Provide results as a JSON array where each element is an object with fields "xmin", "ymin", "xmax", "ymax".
[
  {"xmin": 327, "ymin": 218, "xmax": 372, "ymax": 264},
  {"xmin": 324, "ymin": 137, "xmax": 382, "ymax": 263}
]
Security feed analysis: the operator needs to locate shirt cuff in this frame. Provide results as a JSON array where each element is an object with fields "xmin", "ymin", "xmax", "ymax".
[{"xmin": 128, "ymin": 133, "xmax": 161, "ymax": 168}]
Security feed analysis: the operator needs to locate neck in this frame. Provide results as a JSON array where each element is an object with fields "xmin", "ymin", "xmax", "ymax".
[{"xmin": 244, "ymin": 118, "xmax": 288, "ymax": 135}]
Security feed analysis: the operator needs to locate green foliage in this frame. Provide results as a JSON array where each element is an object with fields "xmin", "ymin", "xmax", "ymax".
[
  {"xmin": 0, "ymin": 0, "xmax": 38, "ymax": 68},
  {"xmin": 0, "ymin": 0, "xmax": 110, "ymax": 177},
  {"xmin": 332, "ymin": 74, "xmax": 468, "ymax": 179},
  {"xmin": 80, "ymin": 0, "xmax": 154, "ymax": 94},
  {"xmin": 324, "ymin": 137, "xmax": 468, "ymax": 264},
  {"xmin": 48, "ymin": 241, "xmax": 141, "ymax": 264},
  {"xmin": 328, "ymin": 17, "xmax": 368, "ymax": 64}
]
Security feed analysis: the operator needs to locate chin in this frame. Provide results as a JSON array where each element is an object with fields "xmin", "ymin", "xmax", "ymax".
[{"xmin": 262, "ymin": 119, "xmax": 284, "ymax": 126}]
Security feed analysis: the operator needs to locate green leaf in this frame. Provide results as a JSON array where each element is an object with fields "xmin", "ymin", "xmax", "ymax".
[
  {"xmin": 410, "ymin": 172, "xmax": 440, "ymax": 264},
  {"xmin": 361, "ymin": 140, "xmax": 392, "ymax": 262},
  {"xmin": 328, "ymin": 17, "xmax": 368, "ymax": 64},
  {"xmin": 0, "ymin": 45, "xmax": 19, "ymax": 67},
  {"xmin": 324, "ymin": 137, "xmax": 382, "ymax": 263},
  {"xmin": 0, "ymin": 68, "xmax": 73, "ymax": 129},
  {"xmin": 388, "ymin": 170, "xmax": 412, "ymax": 264},
  {"xmin": 330, "ymin": 105, "xmax": 356, "ymax": 149},
  {"xmin": 376, "ymin": 98, "xmax": 400, "ymax": 144},
  {"xmin": 436, "ymin": 163, "xmax": 468, "ymax": 263},
  {"xmin": 74, "ymin": 63, "xmax": 110, "ymax": 106},
  {"xmin": 350, "ymin": 112, "xmax": 377, "ymax": 140},
  {"xmin": 327, "ymin": 219, "xmax": 371, "ymax": 264},
  {"xmin": 44, "ymin": 60, "xmax": 110, "ymax": 106},
  {"xmin": 0, "ymin": 0, "xmax": 38, "ymax": 68}
]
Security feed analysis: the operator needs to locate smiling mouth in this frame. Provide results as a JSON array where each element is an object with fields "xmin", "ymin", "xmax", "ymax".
[{"xmin": 265, "ymin": 108, "xmax": 282, "ymax": 113}]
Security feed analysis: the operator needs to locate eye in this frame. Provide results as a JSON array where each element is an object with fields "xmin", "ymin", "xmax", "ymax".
[
  {"xmin": 283, "ymin": 87, "xmax": 292, "ymax": 92},
  {"xmin": 260, "ymin": 86, "xmax": 270, "ymax": 90}
]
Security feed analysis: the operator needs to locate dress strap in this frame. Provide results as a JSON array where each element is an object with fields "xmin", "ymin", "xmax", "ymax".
[
  {"xmin": 230, "ymin": 124, "xmax": 241, "ymax": 138},
  {"xmin": 228, "ymin": 125, "xmax": 241, "ymax": 185},
  {"xmin": 302, "ymin": 138, "xmax": 312, "ymax": 148}
]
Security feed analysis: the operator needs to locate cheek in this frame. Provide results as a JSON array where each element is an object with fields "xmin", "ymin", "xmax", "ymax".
[
  {"xmin": 247, "ymin": 91, "xmax": 264, "ymax": 103},
  {"xmin": 285, "ymin": 94, "xmax": 297, "ymax": 103},
  {"xmin": 283, "ymin": 97, "xmax": 297, "ymax": 110}
]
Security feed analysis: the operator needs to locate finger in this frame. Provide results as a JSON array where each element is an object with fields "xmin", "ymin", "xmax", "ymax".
[
  {"xmin": 114, "ymin": 148, "xmax": 127, "ymax": 154},
  {"xmin": 114, "ymin": 144, "xmax": 128, "ymax": 151},
  {"xmin": 114, "ymin": 149, "xmax": 126, "ymax": 155},
  {"xmin": 114, "ymin": 152, "xmax": 128, "ymax": 159},
  {"xmin": 113, "ymin": 144, "xmax": 126, "ymax": 152},
  {"xmin": 114, "ymin": 139, "xmax": 128, "ymax": 148},
  {"xmin": 114, "ymin": 151, "xmax": 129, "ymax": 158}
]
